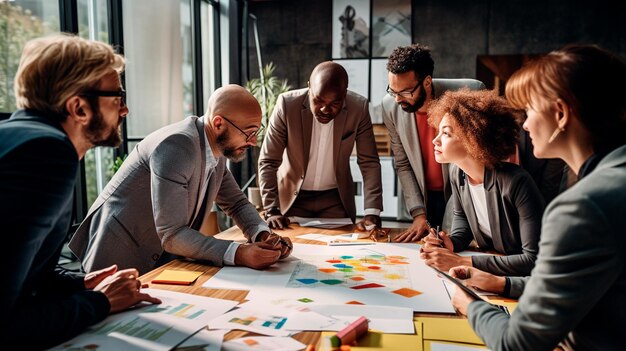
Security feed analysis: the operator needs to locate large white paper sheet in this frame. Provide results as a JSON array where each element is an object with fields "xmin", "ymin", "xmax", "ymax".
[
  {"xmin": 205, "ymin": 243, "xmax": 454, "ymax": 314},
  {"xmin": 50, "ymin": 289, "xmax": 238, "ymax": 351}
]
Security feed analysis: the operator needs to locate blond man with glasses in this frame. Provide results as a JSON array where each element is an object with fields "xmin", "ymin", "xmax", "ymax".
[{"xmin": 0, "ymin": 34, "xmax": 161, "ymax": 350}]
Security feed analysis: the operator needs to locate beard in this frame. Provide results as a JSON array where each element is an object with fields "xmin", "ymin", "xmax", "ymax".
[
  {"xmin": 216, "ymin": 128, "xmax": 248, "ymax": 162},
  {"xmin": 400, "ymin": 86, "xmax": 427, "ymax": 113},
  {"xmin": 86, "ymin": 109, "xmax": 122, "ymax": 147}
]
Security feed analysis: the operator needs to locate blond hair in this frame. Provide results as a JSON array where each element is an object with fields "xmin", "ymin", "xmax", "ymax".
[{"xmin": 14, "ymin": 33, "xmax": 125, "ymax": 121}]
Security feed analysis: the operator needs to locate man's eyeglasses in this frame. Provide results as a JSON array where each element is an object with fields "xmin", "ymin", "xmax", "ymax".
[
  {"xmin": 221, "ymin": 115, "xmax": 259, "ymax": 143},
  {"xmin": 81, "ymin": 90, "xmax": 126, "ymax": 107},
  {"xmin": 386, "ymin": 79, "xmax": 423, "ymax": 98}
]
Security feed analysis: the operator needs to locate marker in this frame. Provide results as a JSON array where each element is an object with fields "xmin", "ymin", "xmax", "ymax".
[
  {"xmin": 328, "ymin": 241, "xmax": 375, "ymax": 246},
  {"xmin": 335, "ymin": 316, "xmax": 369, "ymax": 346}
]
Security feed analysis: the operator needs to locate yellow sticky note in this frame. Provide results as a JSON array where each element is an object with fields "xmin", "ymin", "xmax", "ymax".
[{"xmin": 151, "ymin": 269, "xmax": 203, "ymax": 285}]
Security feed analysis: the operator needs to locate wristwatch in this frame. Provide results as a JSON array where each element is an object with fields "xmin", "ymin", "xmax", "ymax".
[{"xmin": 264, "ymin": 207, "xmax": 281, "ymax": 219}]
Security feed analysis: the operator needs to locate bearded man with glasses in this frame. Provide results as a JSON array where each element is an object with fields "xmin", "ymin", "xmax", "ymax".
[
  {"xmin": 382, "ymin": 44, "xmax": 485, "ymax": 243},
  {"xmin": 70, "ymin": 84, "xmax": 292, "ymax": 276}
]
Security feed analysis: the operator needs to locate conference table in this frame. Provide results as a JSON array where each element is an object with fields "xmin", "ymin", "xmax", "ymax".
[{"xmin": 139, "ymin": 223, "xmax": 515, "ymax": 348}]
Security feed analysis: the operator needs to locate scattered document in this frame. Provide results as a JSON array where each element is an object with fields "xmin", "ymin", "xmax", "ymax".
[
  {"xmin": 151, "ymin": 269, "xmax": 204, "ymax": 285},
  {"xmin": 208, "ymin": 304, "xmax": 294, "ymax": 337},
  {"xmin": 289, "ymin": 216, "xmax": 353, "ymax": 228},
  {"xmin": 50, "ymin": 289, "xmax": 238, "ymax": 351},
  {"xmin": 222, "ymin": 336, "xmax": 306, "ymax": 351},
  {"xmin": 176, "ymin": 329, "xmax": 227, "ymax": 351}
]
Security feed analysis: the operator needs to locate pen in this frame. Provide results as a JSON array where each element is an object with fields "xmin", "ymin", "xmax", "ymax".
[
  {"xmin": 435, "ymin": 225, "xmax": 443, "ymax": 247},
  {"xmin": 279, "ymin": 236, "xmax": 293, "ymax": 250},
  {"xmin": 328, "ymin": 241, "xmax": 375, "ymax": 246}
]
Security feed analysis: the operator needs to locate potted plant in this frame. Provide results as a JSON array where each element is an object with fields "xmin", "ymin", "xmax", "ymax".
[{"xmin": 245, "ymin": 62, "xmax": 291, "ymax": 208}]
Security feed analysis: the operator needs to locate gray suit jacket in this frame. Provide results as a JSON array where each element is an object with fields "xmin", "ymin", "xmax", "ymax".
[
  {"xmin": 69, "ymin": 117, "xmax": 269, "ymax": 274},
  {"xmin": 448, "ymin": 163, "xmax": 544, "ymax": 276},
  {"xmin": 468, "ymin": 145, "xmax": 626, "ymax": 350},
  {"xmin": 258, "ymin": 88, "xmax": 383, "ymax": 221},
  {"xmin": 381, "ymin": 79, "xmax": 485, "ymax": 220}
]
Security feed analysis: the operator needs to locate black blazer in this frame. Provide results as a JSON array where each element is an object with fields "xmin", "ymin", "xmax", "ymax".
[
  {"xmin": 0, "ymin": 110, "xmax": 109, "ymax": 349},
  {"xmin": 448, "ymin": 163, "xmax": 545, "ymax": 276}
]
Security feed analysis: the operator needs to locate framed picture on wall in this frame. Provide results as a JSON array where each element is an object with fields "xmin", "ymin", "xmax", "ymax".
[
  {"xmin": 334, "ymin": 59, "xmax": 370, "ymax": 99},
  {"xmin": 371, "ymin": 0, "xmax": 412, "ymax": 57},
  {"xmin": 369, "ymin": 58, "xmax": 389, "ymax": 123},
  {"xmin": 332, "ymin": 0, "xmax": 370, "ymax": 58}
]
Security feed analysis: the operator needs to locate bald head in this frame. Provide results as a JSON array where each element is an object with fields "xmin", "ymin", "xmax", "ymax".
[
  {"xmin": 308, "ymin": 62, "xmax": 349, "ymax": 123},
  {"xmin": 206, "ymin": 84, "xmax": 261, "ymax": 126},
  {"xmin": 309, "ymin": 61, "xmax": 348, "ymax": 93}
]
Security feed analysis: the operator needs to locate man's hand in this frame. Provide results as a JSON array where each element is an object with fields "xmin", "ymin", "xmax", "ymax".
[
  {"xmin": 449, "ymin": 266, "xmax": 506, "ymax": 294},
  {"xmin": 85, "ymin": 264, "xmax": 118, "ymax": 290},
  {"xmin": 423, "ymin": 229, "xmax": 454, "ymax": 251},
  {"xmin": 266, "ymin": 214, "xmax": 291, "ymax": 229},
  {"xmin": 420, "ymin": 245, "xmax": 472, "ymax": 272},
  {"xmin": 356, "ymin": 214, "xmax": 381, "ymax": 231},
  {"xmin": 93, "ymin": 268, "xmax": 162, "ymax": 313},
  {"xmin": 256, "ymin": 231, "xmax": 293, "ymax": 259},
  {"xmin": 234, "ymin": 242, "xmax": 282, "ymax": 269},
  {"xmin": 394, "ymin": 214, "xmax": 429, "ymax": 242}
]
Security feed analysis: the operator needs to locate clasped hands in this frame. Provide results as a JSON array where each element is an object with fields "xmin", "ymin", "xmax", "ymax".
[{"xmin": 235, "ymin": 231, "xmax": 293, "ymax": 270}]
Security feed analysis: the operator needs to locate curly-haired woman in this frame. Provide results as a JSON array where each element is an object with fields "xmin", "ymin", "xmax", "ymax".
[{"xmin": 420, "ymin": 88, "xmax": 544, "ymax": 276}]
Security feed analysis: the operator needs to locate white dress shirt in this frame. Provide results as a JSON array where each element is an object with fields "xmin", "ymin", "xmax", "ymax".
[{"xmin": 301, "ymin": 118, "xmax": 380, "ymax": 216}]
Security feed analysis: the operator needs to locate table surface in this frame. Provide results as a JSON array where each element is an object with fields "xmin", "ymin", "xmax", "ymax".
[{"xmin": 139, "ymin": 223, "xmax": 514, "ymax": 347}]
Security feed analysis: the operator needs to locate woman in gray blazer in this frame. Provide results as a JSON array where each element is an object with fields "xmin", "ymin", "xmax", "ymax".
[
  {"xmin": 451, "ymin": 45, "xmax": 626, "ymax": 350},
  {"xmin": 420, "ymin": 89, "xmax": 544, "ymax": 277}
]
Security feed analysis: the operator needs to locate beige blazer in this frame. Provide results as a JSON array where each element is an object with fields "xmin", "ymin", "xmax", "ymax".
[{"xmin": 258, "ymin": 88, "xmax": 383, "ymax": 221}]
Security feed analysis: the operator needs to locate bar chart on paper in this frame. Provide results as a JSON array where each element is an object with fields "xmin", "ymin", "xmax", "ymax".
[{"xmin": 50, "ymin": 289, "xmax": 239, "ymax": 351}]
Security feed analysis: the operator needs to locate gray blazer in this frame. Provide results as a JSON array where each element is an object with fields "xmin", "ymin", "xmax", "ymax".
[
  {"xmin": 258, "ymin": 88, "xmax": 383, "ymax": 221},
  {"xmin": 449, "ymin": 163, "xmax": 544, "ymax": 276},
  {"xmin": 381, "ymin": 79, "xmax": 485, "ymax": 220},
  {"xmin": 468, "ymin": 145, "xmax": 626, "ymax": 350},
  {"xmin": 69, "ymin": 117, "xmax": 269, "ymax": 274}
]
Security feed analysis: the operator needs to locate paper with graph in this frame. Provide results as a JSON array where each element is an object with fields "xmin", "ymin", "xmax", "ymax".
[
  {"xmin": 206, "ymin": 243, "xmax": 455, "ymax": 313},
  {"xmin": 50, "ymin": 289, "xmax": 238, "ymax": 351}
]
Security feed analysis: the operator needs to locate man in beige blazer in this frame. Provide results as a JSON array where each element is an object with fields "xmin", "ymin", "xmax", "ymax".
[
  {"xmin": 383, "ymin": 44, "xmax": 485, "ymax": 242},
  {"xmin": 258, "ymin": 62, "xmax": 383, "ymax": 229}
]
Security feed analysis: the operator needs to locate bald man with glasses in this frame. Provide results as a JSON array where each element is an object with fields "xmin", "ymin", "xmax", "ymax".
[
  {"xmin": 383, "ymin": 44, "xmax": 485, "ymax": 243},
  {"xmin": 70, "ymin": 84, "xmax": 292, "ymax": 275}
]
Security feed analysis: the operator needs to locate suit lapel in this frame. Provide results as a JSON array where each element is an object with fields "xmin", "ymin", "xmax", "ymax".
[
  {"xmin": 484, "ymin": 168, "xmax": 505, "ymax": 252},
  {"xmin": 192, "ymin": 117, "xmax": 208, "ymax": 224},
  {"xmin": 332, "ymin": 107, "xmax": 347, "ymax": 169},
  {"xmin": 301, "ymin": 94, "xmax": 314, "ymax": 171}
]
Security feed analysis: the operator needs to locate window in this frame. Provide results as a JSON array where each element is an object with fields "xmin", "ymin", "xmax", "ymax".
[
  {"xmin": 0, "ymin": 1, "xmax": 60, "ymax": 117},
  {"xmin": 78, "ymin": 0, "xmax": 115, "ymax": 207}
]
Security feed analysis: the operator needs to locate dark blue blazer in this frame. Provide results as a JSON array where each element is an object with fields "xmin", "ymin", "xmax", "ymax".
[{"xmin": 0, "ymin": 109, "xmax": 109, "ymax": 350}]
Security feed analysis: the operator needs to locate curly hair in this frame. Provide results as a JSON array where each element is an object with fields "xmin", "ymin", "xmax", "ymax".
[
  {"xmin": 428, "ymin": 88, "xmax": 523, "ymax": 168},
  {"xmin": 386, "ymin": 44, "xmax": 434, "ymax": 79}
]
